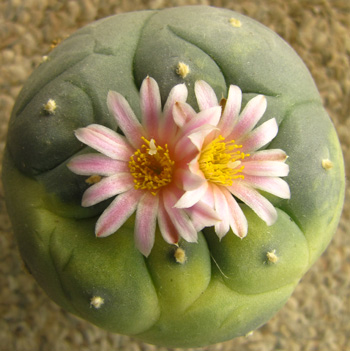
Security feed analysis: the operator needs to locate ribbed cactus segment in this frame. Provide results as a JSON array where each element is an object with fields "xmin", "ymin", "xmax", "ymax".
[{"xmin": 2, "ymin": 6, "xmax": 344, "ymax": 348}]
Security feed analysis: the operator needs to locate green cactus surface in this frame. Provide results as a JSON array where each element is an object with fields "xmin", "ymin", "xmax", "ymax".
[{"xmin": 2, "ymin": 6, "xmax": 345, "ymax": 348}]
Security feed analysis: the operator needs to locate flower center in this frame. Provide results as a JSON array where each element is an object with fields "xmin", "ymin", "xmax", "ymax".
[
  {"xmin": 199, "ymin": 135, "xmax": 248, "ymax": 186},
  {"xmin": 129, "ymin": 137, "xmax": 174, "ymax": 194}
]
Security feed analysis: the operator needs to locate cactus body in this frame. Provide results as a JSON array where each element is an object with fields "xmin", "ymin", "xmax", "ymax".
[{"xmin": 2, "ymin": 6, "xmax": 345, "ymax": 348}]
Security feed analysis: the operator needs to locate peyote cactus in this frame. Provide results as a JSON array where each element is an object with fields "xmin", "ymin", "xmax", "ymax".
[{"xmin": 2, "ymin": 6, "xmax": 345, "ymax": 348}]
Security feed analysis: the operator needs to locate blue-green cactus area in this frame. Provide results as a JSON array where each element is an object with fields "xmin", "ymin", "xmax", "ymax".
[{"xmin": 2, "ymin": 6, "xmax": 345, "ymax": 348}]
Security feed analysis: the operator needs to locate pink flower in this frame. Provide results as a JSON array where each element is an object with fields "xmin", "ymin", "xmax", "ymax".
[
  {"xmin": 174, "ymin": 81, "xmax": 290, "ymax": 239},
  {"xmin": 67, "ymin": 77, "xmax": 220, "ymax": 256}
]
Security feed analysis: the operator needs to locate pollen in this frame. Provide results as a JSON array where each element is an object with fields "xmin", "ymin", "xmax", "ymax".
[
  {"xmin": 199, "ymin": 135, "xmax": 248, "ymax": 186},
  {"xmin": 129, "ymin": 137, "xmax": 174, "ymax": 194}
]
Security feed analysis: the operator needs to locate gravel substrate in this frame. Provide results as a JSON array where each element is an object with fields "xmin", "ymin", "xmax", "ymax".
[{"xmin": 1, "ymin": 1, "xmax": 349, "ymax": 350}]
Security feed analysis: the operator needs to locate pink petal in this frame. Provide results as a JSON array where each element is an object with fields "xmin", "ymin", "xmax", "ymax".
[
  {"xmin": 173, "ymin": 167, "xmax": 206, "ymax": 191},
  {"xmin": 173, "ymin": 107, "xmax": 222, "ymax": 156},
  {"xmin": 200, "ymin": 182, "xmax": 215, "ymax": 208},
  {"xmin": 171, "ymin": 108, "xmax": 221, "ymax": 160},
  {"xmin": 157, "ymin": 198, "xmax": 180, "ymax": 244},
  {"xmin": 248, "ymin": 149, "xmax": 288, "ymax": 162},
  {"xmin": 181, "ymin": 106, "xmax": 222, "ymax": 136},
  {"xmin": 82, "ymin": 173, "xmax": 134, "ymax": 207},
  {"xmin": 222, "ymin": 188, "xmax": 248, "ymax": 238},
  {"xmin": 140, "ymin": 77, "xmax": 162, "ymax": 138},
  {"xmin": 242, "ymin": 160, "xmax": 290, "ymax": 177},
  {"xmin": 195, "ymin": 80, "xmax": 219, "ymax": 110},
  {"xmin": 188, "ymin": 156, "xmax": 202, "ymax": 174},
  {"xmin": 163, "ymin": 83, "xmax": 188, "ymax": 120},
  {"xmin": 96, "ymin": 188, "xmax": 142, "ymax": 237},
  {"xmin": 159, "ymin": 83, "xmax": 188, "ymax": 143},
  {"xmin": 218, "ymin": 85, "xmax": 242, "ymax": 137},
  {"xmin": 239, "ymin": 118, "xmax": 278, "ymax": 153},
  {"xmin": 135, "ymin": 191, "xmax": 159, "ymax": 256},
  {"xmin": 229, "ymin": 94, "xmax": 267, "ymax": 141},
  {"xmin": 173, "ymin": 136, "xmax": 199, "ymax": 163},
  {"xmin": 229, "ymin": 182, "xmax": 277, "ymax": 226},
  {"xmin": 187, "ymin": 124, "xmax": 218, "ymax": 151},
  {"xmin": 174, "ymin": 182, "xmax": 208, "ymax": 209},
  {"xmin": 75, "ymin": 124, "xmax": 133, "ymax": 161},
  {"xmin": 242, "ymin": 175, "xmax": 291, "ymax": 199},
  {"xmin": 174, "ymin": 123, "xmax": 217, "ymax": 159},
  {"xmin": 67, "ymin": 153, "xmax": 129, "ymax": 176},
  {"xmin": 107, "ymin": 91, "xmax": 146, "ymax": 149},
  {"xmin": 186, "ymin": 200, "xmax": 222, "ymax": 232},
  {"xmin": 163, "ymin": 189, "xmax": 198, "ymax": 243},
  {"xmin": 212, "ymin": 184, "xmax": 230, "ymax": 239},
  {"xmin": 173, "ymin": 101, "xmax": 196, "ymax": 128}
]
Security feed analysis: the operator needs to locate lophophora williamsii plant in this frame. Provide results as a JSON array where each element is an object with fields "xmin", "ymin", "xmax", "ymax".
[{"xmin": 2, "ymin": 6, "xmax": 345, "ymax": 348}]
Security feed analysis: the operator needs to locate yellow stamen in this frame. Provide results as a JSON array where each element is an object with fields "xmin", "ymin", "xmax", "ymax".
[
  {"xmin": 129, "ymin": 137, "xmax": 174, "ymax": 195},
  {"xmin": 199, "ymin": 135, "xmax": 248, "ymax": 186}
]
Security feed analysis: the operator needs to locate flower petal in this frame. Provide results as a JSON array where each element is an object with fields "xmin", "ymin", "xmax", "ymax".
[
  {"xmin": 75, "ymin": 124, "xmax": 133, "ymax": 161},
  {"xmin": 242, "ymin": 160, "xmax": 290, "ymax": 177},
  {"xmin": 82, "ymin": 173, "xmax": 134, "ymax": 207},
  {"xmin": 157, "ymin": 198, "xmax": 179, "ymax": 244},
  {"xmin": 239, "ymin": 118, "xmax": 278, "ymax": 153},
  {"xmin": 96, "ymin": 188, "xmax": 142, "ymax": 237},
  {"xmin": 174, "ymin": 123, "xmax": 218, "ymax": 160},
  {"xmin": 195, "ymin": 80, "xmax": 219, "ymax": 110},
  {"xmin": 248, "ymin": 149, "xmax": 288, "ymax": 162},
  {"xmin": 181, "ymin": 106, "xmax": 222, "ymax": 136},
  {"xmin": 107, "ymin": 90, "xmax": 146, "ymax": 149},
  {"xmin": 163, "ymin": 189, "xmax": 198, "ymax": 243},
  {"xmin": 67, "ymin": 153, "xmax": 129, "ymax": 176},
  {"xmin": 222, "ymin": 188, "xmax": 248, "ymax": 238},
  {"xmin": 218, "ymin": 85, "xmax": 242, "ymax": 137},
  {"xmin": 163, "ymin": 83, "xmax": 188, "ymax": 120},
  {"xmin": 159, "ymin": 83, "xmax": 188, "ymax": 143},
  {"xmin": 187, "ymin": 124, "xmax": 218, "ymax": 151},
  {"xmin": 186, "ymin": 199, "xmax": 222, "ymax": 232},
  {"xmin": 243, "ymin": 175, "xmax": 291, "ymax": 199},
  {"xmin": 174, "ymin": 182, "xmax": 208, "ymax": 209},
  {"xmin": 200, "ymin": 182, "xmax": 215, "ymax": 208},
  {"xmin": 229, "ymin": 182, "xmax": 278, "ymax": 226},
  {"xmin": 140, "ymin": 76, "xmax": 162, "ymax": 137},
  {"xmin": 212, "ymin": 185, "xmax": 230, "ymax": 238},
  {"xmin": 230, "ymin": 94, "xmax": 267, "ymax": 141},
  {"xmin": 174, "ymin": 107, "xmax": 222, "ymax": 156},
  {"xmin": 135, "ymin": 191, "xmax": 159, "ymax": 256},
  {"xmin": 173, "ymin": 101, "xmax": 196, "ymax": 128},
  {"xmin": 174, "ymin": 167, "xmax": 206, "ymax": 191}
]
